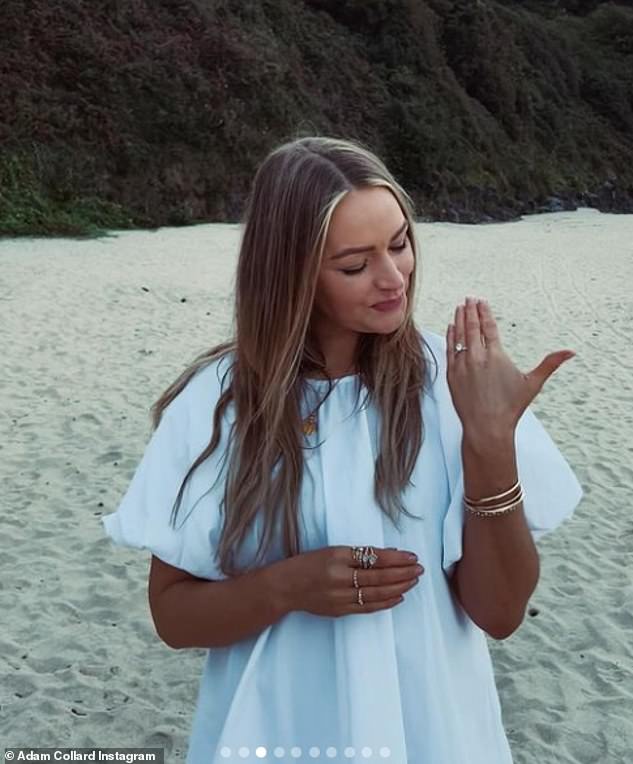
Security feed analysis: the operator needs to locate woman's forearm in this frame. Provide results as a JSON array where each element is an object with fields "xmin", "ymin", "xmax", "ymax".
[
  {"xmin": 152, "ymin": 559, "xmax": 293, "ymax": 649},
  {"xmin": 454, "ymin": 433, "xmax": 540, "ymax": 639}
]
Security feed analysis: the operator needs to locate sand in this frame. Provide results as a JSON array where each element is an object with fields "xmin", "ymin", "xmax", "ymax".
[{"xmin": 1, "ymin": 208, "xmax": 631, "ymax": 762}]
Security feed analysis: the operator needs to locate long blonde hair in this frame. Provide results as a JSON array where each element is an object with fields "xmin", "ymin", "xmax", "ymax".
[{"xmin": 150, "ymin": 135, "xmax": 437, "ymax": 577}]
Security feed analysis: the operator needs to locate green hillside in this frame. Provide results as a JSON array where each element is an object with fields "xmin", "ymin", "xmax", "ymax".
[{"xmin": 1, "ymin": 0, "xmax": 632, "ymax": 236}]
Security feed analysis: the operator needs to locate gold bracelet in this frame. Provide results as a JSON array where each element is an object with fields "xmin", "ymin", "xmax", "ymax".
[
  {"xmin": 465, "ymin": 486, "xmax": 524, "ymax": 511},
  {"xmin": 465, "ymin": 486, "xmax": 523, "ymax": 513},
  {"xmin": 464, "ymin": 489, "xmax": 525, "ymax": 517},
  {"xmin": 464, "ymin": 478, "xmax": 521, "ymax": 506}
]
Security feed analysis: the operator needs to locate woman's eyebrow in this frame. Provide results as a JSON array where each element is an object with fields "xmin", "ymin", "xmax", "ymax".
[{"xmin": 330, "ymin": 219, "xmax": 409, "ymax": 261}]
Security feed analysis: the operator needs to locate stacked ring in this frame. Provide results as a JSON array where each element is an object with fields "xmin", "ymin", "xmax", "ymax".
[{"xmin": 350, "ymin": 545, "xmax": 379, "ymax": 606}]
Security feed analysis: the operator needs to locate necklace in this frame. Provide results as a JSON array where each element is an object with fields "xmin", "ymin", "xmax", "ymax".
[
  {"xmin": 301, "ymin": 367, "xmax": 357, "ymax": 435},
  {"xmin": 302, "ymin": 410, "xmax": 317, "ymax": 435}
]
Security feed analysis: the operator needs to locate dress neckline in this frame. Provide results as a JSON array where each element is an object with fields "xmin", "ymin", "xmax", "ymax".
[{"xmin": 303, "ymin": 373, "xmax": 360, "ymax": 385}]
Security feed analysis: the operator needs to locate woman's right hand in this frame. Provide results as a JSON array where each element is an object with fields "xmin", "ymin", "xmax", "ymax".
[{"xmin": 272, "ymin": 546, "xmax": 424, "ymax": 617}]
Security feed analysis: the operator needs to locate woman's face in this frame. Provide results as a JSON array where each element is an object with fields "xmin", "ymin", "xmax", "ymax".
[{"xmin": 312, "ymin": 186, "xmax": 414, "ymax": 347}]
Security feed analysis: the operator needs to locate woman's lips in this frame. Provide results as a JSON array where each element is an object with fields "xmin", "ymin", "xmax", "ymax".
[{"xmin": 372, "ymin": 294, "xmax": 404, "ymax": 311}]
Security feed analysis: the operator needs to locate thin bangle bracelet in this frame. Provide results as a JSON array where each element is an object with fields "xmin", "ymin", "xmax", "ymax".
[
  {"xmin": 464, "ymin": 491, "xmax": 524, "ymax": 517},
  {"xmin": 464, "ymin": 479, "xmax": 521, "ymax": 506},
  {"xmin": 464, "ymin": 487, "xmax": 524, "ymax": 511}
]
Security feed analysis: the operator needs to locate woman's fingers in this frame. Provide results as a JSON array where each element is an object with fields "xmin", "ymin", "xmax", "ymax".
[
  {"xmin": 343, "ymin": 576, "xmax": 420, "ymax": 613},
  {"xmin": 352, "ymin": 564, "xmax": 423, "ymax": 587},
  {"xmin": 345, "ymin": 546, "xmax": 419, "ymax": 569}
]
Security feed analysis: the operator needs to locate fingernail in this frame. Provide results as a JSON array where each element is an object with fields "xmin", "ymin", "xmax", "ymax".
[{"xmin": 407, "ymin": 553, "xmax": 418, "ymax": 561}]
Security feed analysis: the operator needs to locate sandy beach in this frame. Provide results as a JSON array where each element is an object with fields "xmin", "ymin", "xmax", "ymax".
[{"xmin": 1, "ymin": 208, "xmax": 631, "ymax": 762}]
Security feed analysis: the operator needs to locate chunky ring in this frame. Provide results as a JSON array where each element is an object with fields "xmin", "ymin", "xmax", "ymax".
[
  {"xmin": 454, "ymin": 342, "xmax": 468, "ymax": 355},
  {"xmin": 351, "ymin": 545, "xmax": 378, "ymax": 569}
]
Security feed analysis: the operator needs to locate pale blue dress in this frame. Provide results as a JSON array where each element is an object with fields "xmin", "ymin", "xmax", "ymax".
[{"xmin": 102, "ymin": 329, "xmax": 583, "ymax": 763}]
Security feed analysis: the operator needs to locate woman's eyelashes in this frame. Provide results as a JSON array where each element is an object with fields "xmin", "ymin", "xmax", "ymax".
[{"xmin": 341, "ymin": 241, "xmax": 409, "ymax": 275}]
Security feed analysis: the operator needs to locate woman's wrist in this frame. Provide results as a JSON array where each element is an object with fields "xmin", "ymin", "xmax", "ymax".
[
  {"xmin": 263, "ymin": 557, "xmax": 299, "ymax": 618},
  {"xmin": 461, "ymin": 428, "xmax": 515, "ymax": 458}
]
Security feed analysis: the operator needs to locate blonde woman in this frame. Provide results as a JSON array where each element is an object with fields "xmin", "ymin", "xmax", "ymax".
[{"xmin": 103, "ymin": 136, "xmax": 582, "ymax": 763}]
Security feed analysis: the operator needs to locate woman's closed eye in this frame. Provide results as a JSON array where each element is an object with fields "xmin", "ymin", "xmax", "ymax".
[{"xmin": 341, "ymin": 241, "xmax": 409, "ymax": 275}]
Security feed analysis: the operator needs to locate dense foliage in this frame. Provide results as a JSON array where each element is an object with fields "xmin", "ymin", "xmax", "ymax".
[{"xmin": 1, "ymin": 0, "xmax": 632, "ymax": 236}]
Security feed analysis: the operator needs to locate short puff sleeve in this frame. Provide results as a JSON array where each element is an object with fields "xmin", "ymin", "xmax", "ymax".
[
  {"xmin": 422, "ymin": 329, "xmax": 584, "ymax": 580},
  {"xmin": 101, "ymin": 357, "xmax": 233, "ymax": 581}
]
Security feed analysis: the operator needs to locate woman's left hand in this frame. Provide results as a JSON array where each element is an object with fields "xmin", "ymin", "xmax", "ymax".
[{"xmin": 446, "ymin": 296, "xmax": 576, "ymax": 443}]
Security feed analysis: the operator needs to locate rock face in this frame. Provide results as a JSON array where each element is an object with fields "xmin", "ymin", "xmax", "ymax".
[{"xmin": 1, "ymin": 0, "xmax": 633, "ymax": 235}]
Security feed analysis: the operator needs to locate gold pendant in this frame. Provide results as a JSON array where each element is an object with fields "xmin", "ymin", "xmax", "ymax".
[{"xmin": 302, "ymin": 412, "xmax": 317, "ymax": 435}]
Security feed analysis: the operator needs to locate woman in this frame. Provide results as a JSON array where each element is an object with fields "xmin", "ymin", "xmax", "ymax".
[{"xmin": 103, "ymin": 136, "xmax": 583, "ymax": 763}]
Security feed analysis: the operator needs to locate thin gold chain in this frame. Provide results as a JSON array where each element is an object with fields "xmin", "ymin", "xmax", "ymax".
[{"xmin": 301, "ymin": 364, "xmax": 358, "ymax": 435}]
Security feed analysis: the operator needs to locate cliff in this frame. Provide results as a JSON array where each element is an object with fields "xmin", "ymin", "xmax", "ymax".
[{"xmin": 1, "ymin": 0, "xmax": 632, "ymax": 236}]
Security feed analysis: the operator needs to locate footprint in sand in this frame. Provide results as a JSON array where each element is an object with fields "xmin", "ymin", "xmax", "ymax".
[{"xmin": 95, "ymin": 450, "xmax": 124, "ymax": 465}]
